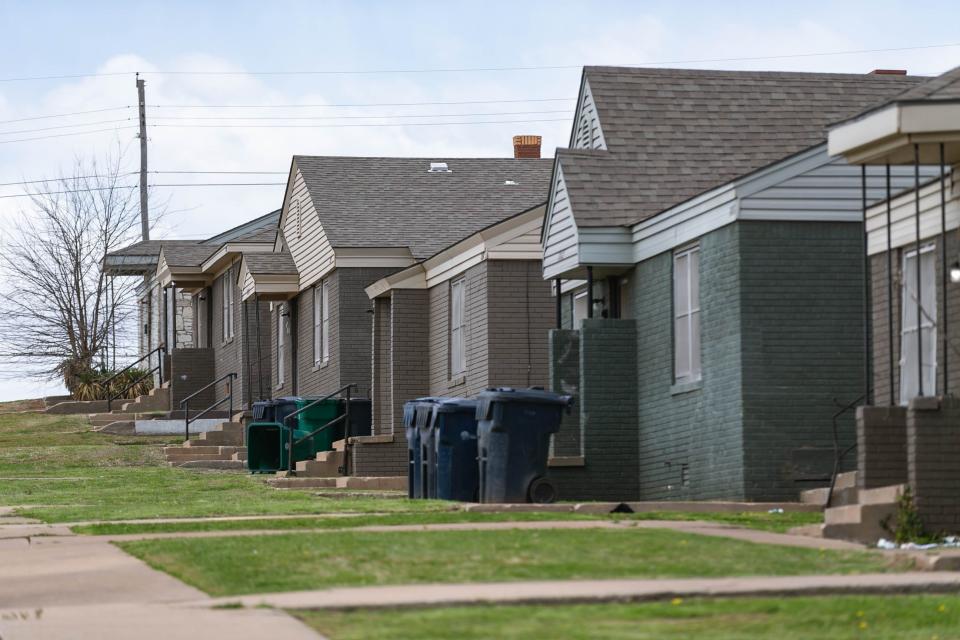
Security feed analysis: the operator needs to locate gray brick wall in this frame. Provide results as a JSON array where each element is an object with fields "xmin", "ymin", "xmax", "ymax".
[
  {"xmin": 371, "ymin": 296, "xmax": 393, "ymax": 436},
  {"xmin": 907, "ymin": 397, "xmax": 960, "ymax": 533},
  {"xmin": 429, "ymin": 261, "xmax": 489, "ymax": 397},
  {"xmin": 633, "ymin": 223, "xmax": 746, "ymax": 501},
  {"xmin": 169, "ymin": 348, "xmax": 215, "ymax": 409},
  {"xmin": 351, "ymin": 438, "xmax": 408, "ymax": 476},
  {"xmin": 208, "ymin": 267, "xmax": 243, "ymax": 407},
  {"xmin": 856, "ymin": 405, "xmax": 907, "ymax": 489},
  {"xmin": 390, "ymin": 289, "xmax": 429, "ymax": 435},
  {"xmin": 486, "ymin": 260, "xmax": 554, "ymax": 389},
  {"xmin": 739, "ymin": 220, "xmax": 865, "ymax": 501}
]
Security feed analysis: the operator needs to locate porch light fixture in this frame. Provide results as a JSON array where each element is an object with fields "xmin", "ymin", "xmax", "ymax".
[{"xmin": 950, "ymin": 260, "xmax": 960, "ymax": 284}]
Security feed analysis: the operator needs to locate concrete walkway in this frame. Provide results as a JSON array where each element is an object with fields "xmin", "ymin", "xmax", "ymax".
[
  {"xmin": 0, "ymin": 525, "xmax": 323, "ymax": 639},
  {"xmin": 201, "ymin": 572, "xmax": 960, "ymax": 611}
]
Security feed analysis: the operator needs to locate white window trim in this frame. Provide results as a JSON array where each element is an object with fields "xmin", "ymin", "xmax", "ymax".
[
  {"xmin": 313, "ymin": 280, "xmax": 330, "ymax": 366},
  {"xmin": 899, "ymin": 243, "xmax": 937, "ymax": 405},
  {"xmin": 673, "ymin": 244, "xmax": 701, "ymax": 384},
  {"xmin": 450, "ymin": 278, "xmax": 466, "ymax": 376},
  {"xmin": 321, "ymin": 279, "xmax": 330, "ymax": 363}
]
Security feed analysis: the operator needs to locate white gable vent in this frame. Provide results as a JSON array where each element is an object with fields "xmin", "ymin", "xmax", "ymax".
[
  {"xmin": 428, "ymin": 162, "xmax": 451, "ymax": 173},
  {"xmin": 504, "ymin": 179, "xmax": 518, "ymax": 186}
]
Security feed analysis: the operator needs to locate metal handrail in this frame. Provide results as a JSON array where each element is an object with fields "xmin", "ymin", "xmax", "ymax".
[
  {"xmin": 106, "ymin": 344, "xmax": 166, "ymax": 412},
  {"xmin": 282, "ymin": 384, "xmax": 354, "ymax": 476},
  {"xmin": 180, "ymin": 372, "xmax": 237, "ymax": 441},
  {"xmin": 826, "ymin": 394, "xmax": 866, "ymax": 508}
]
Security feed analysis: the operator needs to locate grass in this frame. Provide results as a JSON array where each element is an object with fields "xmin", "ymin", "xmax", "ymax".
[
  {"xmin": 293, "ymin": 595, "xmax": 960, "ymax": 640},
  {"xmin": 618, "ymin": 510, "xmax": 822, "ymax": 533},
  {"xmin": 118, "ymin": 527, "xmax": 902, "ymax": 597},
  {"xmin": 0, "ymin": 412, "xmax": 446, "ymax": 522}
]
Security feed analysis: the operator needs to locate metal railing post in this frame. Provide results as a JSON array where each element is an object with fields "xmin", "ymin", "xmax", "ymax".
[
  {"xmin": 184, "ymin": 398, "xmax": 190, "ymax": 442},
  {"xmin": 228, "ymin": 376, "xmax": 234, "ymax": 421},
  {"xmin": 343, "ymin": 387, "xmax": 351, "ymax": 476}
]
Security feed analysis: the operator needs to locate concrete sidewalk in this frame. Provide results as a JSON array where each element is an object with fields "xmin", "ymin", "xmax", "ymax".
[{"xmin": 203, "ymin": 572, "xmax": 960, "ymax": 611}]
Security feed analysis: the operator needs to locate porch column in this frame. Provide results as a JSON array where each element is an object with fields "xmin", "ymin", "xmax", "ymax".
[
  {"xmin": 885, "ymin": 163, "xmax": 895, "ymax": 405},
  {"xmin": 586, "ymin": 267, "xmax": 594, "ymax": 319},
  {"xmin": 255, "ymin": 293, "xmax": 264, "ymax": 402},
  {"xmin": 555, "ymin": 278, "xmax": 562, "ymax": 328},
  {"xmin": 940, "ymin": 143, "xmax": 949, "ymax": 395},
  {"xmin": 914, "ymin": 144, "xmax": 924, "ymax": 397},
  {"xmin": 861, "ymin": 166, "xmax": 872, "ymax": 404}
]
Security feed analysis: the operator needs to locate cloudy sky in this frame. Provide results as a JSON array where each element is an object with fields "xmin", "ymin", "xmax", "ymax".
[{"xmin": 0, "ymin": 0, "xmax": 958, "ymax": 400}]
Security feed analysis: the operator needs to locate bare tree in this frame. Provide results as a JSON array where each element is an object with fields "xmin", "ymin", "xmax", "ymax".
[{"xmin": 0, "ymin": 146, "xmax": 160, "ymax": 389}]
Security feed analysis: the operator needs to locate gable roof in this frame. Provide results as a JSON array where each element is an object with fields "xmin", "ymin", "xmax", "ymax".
[
  {"xmin": 243, "ymin": 251, "xmax": 297, "ymax": 275},
  {"xmin": 883, "ymin": 64, "xmax": 960, "ymax": 103},
  {"xmin": 564, "ymin": 66, "xmax": 926, "ymax": 227},
  {"xmin": 293, "ymin": 156, "xmax": 552, "ymax": 260},
  {"xmin": 202, "ymin": 209, "xmax": 280, "ymax": 245}
]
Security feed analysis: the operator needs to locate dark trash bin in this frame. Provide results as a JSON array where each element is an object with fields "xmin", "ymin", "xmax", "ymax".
[
  {"xmin": 416, "ymin": 399, "xmax": 446, "ymax": 499},
  {"xmin": 476, "ymin": 387, "xmax": 573, "ymax": 504},
  {"xmin": 404, "ymin": 397, "xmax": 442, "ymax": 498},
  {"xmin": 433, "ymin": 398, "xmax": 479, "ymax": 502},
  {"xmin": 246, "ymin": 397, "xmax": 341, "ymax": 473}
]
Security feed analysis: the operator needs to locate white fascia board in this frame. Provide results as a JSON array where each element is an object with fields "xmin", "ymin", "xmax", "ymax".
[
  {"xmin": 577, "ymin": 227, "xmax": 633, "ymax": 265},
  {"xmin": 479, "ymin": 206, "xmax": 544, "ymax": 246},
  {"xmin": 733, "ymin": 145, "xmax": 829, "ymax": 199},
  {"xmin": 559, "ymin": 278, "xmax": 586, "ymax": 294},
  {"xmin": 365, "ymin": 265, "xmax": 427, "ymax": 299},
  {"xmin": 542, "ymin": 253, "xmax": 581, "ymax": 281},
  {"xmin": 333, "ymin": 246, "xmax": 417, "ymax": 269},
  {"xmin": 201, "ymin": 242, "xmax": 274, "ymax": 274},
  {"xmin": 900, "ymin": 102, "xmax": 960, "ymax": 134},
  {"xmin": 827, "ymin": 105, "xmax": 901, "ymax": 158}
]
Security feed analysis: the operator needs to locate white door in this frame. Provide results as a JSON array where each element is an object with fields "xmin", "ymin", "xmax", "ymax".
[{"xmin": 899, "ymin": 245, "xmax": 937, "ymax": 405}]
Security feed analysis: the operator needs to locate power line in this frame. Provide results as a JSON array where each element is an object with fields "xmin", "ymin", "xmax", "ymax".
[
  {"xmin": 149, "ymin": 109, "xmax": 572, "ymax": 122},
  {"xmin": 0, "ymin": 182, "xmax": 286, "ymax": 199},
  {"xmin": 0, "ymin": 106, "xmax": 132, "ymax": 125},
  {"xmin": 3, "ymin": 42, "xmax": 959, "ymax": 82},
  {"xmin": 151, "ymin": 170, "xmax": 287, "ymax": 175},
  {"xmin": 151, "ymin": 97, "xmax": 575, "ymax": 109},
  {"xmin": 0, "ymin": 171, "xmax": 289, "ymax": 186},
  {"xmin": 0, "ymin": 173, "xmax": 138, "ymax": 187},
  {"xmin": 0, "ymin": 125, "xmax": 138, "ymax": 145},
  {"xmin": 0, "ymin": 118, "xmax": 134, "ymax": 136},
  {"xmin": 149, "ymin": 117, "xmax": 571, "ymax": 130}
]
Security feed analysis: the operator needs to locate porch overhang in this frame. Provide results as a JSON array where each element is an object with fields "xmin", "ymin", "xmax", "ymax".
[
  {"xmin": 157, "ymin": 265, "xmax": 206, "ymax": 291},
  {"xmin": 828, "ymin": 100, "xmax": 960, "ymax": 165},
  {"xmin": 365, "ymin": 265, "xmax": 427, "ymax": 299},
  {"xmin": 200, "ymin": 242, "xmax": 274, "ymax": 275},
  {"xmin": 241, "ymin": 274, "xmax": 300, "ymax": 301}
]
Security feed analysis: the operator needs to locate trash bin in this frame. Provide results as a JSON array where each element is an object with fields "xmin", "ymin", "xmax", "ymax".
[
  {"xmin": 433, "ymin": 398, "xmax": 479, "ymax": 502},
  {"xmin": 417, "ymin": 401, "xmax": 440, "ymax": 499},
  {"xmin": 246, "ymin": 397, "xmax": 343, "ymax": 473},
  {"xmin": 476, "ymin": 387, "xmax": 573, "ymax": 504},
  {"xmin": 404, "ymin": 397, "xmax": 443, "ymax": 498}
]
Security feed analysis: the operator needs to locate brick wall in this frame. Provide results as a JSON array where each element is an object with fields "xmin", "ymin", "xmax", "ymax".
[
  {"xmin": 428, "ymin": 261, "xmax": 490, "ymax": 397},
  {"xmin": 169, "ymin": 348, "xmax": 215, "ymax": 409},
  {"xmin": 907, "ymin": 397, "xmax": 960, "ymax": 533},
  {"xmin": 371, "ymin": 295, "xmax": 393, "ymax": 436},
  {"xmin": 856, "ymin": 405, "xmax": 908, "ymax": 489},
  {"xmin": 871, "ymin": 232, "xmax": 960, "ymax": 403},
  {"xmin": 350, "ymin": 438, "xmax": 408, "ymax": 477},
  {"xmin": 486, "ymin": 260, "xmax": 554, "ymax": 389},
  {"xmin": 549, "ymin": 329, "xmax": 582, "ymax": 457},
  {"xmin": 633, "ymin": 223, "xmax": 746, "ymax": 501},
  {"xmin": 549, "ymin": 319, "xmax": 640, "ymax": 501},
  {"xmin": 739, "ymin": 220, "xmax": 865, "ymax": 501},
  {"xmin": 390, "ymin": 289, "xmax": 429, "ymax": 435},
  {"xmin": 208, "ymin": 266, "xmax": 243, "ymax": 407}
]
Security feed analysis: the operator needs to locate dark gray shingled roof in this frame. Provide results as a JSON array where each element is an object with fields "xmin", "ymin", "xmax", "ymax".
[
  {"xmin": 202, "ymin": 209, "xmax": 280, "ymax": 245},
  {"xmin": 294, "ymin": 156, "xmax": 553, "ymax": 260},
  {"xmin": 243, "ymin": 251, "xmax": 297, "ymax": 275},
  {"xmin": 564, "ymin": 66, "xmax": 926, "ymax": 227},
  {"xmin": 887, "ymin": 65, "xmax": 960, "ymax": 103},
  {"xmin": 107, "ymin": 239, "xmax": 198, "ymax": 258},
  {"xmin": 161, "ymin": 243, "xmax": 220, "ymax": 268}
]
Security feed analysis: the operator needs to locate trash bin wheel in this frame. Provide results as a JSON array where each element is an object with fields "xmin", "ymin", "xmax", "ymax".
[{"xmin": 527, "ymin": 476, "xmax": 557, "ymax": 504}]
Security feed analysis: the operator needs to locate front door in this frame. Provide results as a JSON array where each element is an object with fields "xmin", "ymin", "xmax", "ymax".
[{"xmin": 899, "ymin": 245, "xmax": 937, "ymax": 405}]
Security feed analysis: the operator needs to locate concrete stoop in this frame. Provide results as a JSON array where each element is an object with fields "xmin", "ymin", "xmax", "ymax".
[
  {"xmin": 162, "ymin": 421, "xmax": 246, "ymax": 467},
  {"xmin": 799, "ymin": 471, "xmax": 859, "ymax": 508},
  {"xmin": 819, "ymin": 472, "xmax": 905, "ymax": 545},
  {"xmin": 119, "ymin": 386, "xmax": 171, "ymax": 413},
  {"xmin": 294, "ymin": 449, "xmax": 344, "ymax": 477}
]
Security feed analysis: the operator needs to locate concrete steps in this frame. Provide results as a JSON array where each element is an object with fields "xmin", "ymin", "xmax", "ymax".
[
  {"xmin": 176, "ymin": 460, "xmax": 247, "ymax": 471},
  {"xmin": 119, "ymin": 387, "xmax": 171, "ymax": 413},
  {"xmin": 164, "ymin": 445, "xmax": 246, "ymax": 465},
  {"xmin": 188, "ymin": 422, "xmax": 244, "ymax": 447},
  {"xmin": 294, "ymin": 450, "xmax": 344, "ymax": 477},
  {"xmin": 821, "ymin": 477, "xmax": 905, "ymax": 545},
  {"xmin": 799, "ymin": 471, "xmax": 859, "ymax": 508}
]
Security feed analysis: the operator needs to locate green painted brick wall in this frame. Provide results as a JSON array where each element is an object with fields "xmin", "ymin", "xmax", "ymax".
[
  {"xmin": 631, "ymin": 222, "xmax": 746, "ymax": 501},
  {"xmin": 738, "ymin": 220, "xmax": 863, "ymax": 501}
]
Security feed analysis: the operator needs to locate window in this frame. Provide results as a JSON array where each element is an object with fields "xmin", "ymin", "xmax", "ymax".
[
  {"xmin": 899, "ymin": 245, "xmax": 937, "ymax": 405},
  {"xmin": 313, "ymin": 280, "xmax": 330, "ymax": 365},
  {"xmin": 673, "ymin": 245, "xmax": 701, "ymax": 383},
  {"xmin": 450, "ymin": 278, "xmax": 466, "ymax": 375},
  {"xmin": 221, "ymin": 268, "xmax": 235, "ymax": 342},
  {"xmin": 277, "ymin": 308, "xmax": 285, "ymax": 386},
  {"xmin": 572, "ymin": 289, "xmax": 588, "ymax": 328}
]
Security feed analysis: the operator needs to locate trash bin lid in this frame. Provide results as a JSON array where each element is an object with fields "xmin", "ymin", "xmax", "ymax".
[
  {"xmin": 433, "ymin": 398, "xmax": 477, "ymax": 414},
  {"xmin": 475, "ymin": 387, "xmax": 573, "ymax": 406},
  {"xmin": 407, "ymin": 397, "xmax": 445, "ymax": 429}
]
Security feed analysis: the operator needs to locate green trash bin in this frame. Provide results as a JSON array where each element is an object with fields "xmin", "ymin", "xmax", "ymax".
[{"xmin": 246, "ymin": 397, "xmax": 342, "ymax": 473}]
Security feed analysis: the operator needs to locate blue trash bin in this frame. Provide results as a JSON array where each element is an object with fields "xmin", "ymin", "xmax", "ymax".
[
  {"xmin": 404, "ymin": 397, "xmax": 442, "ymax": 498},
  {"xmin": 416, "ymin": 400, "xmax": 444, "ymax": 499},
  {"xmin": 476, "ymin": 387, "xmax": 573, "ymax": 504},
  {"xmin": 433, "ymin": 398, "xmax": 479, "ymax": 502}
]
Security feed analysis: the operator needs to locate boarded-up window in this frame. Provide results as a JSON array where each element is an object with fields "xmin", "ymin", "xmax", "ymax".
[
  {"xmin": 321, "ymin": 279, "xmax": 330, "ymax": 362},
  {"xmin": 221, "ymin": 269, "xmax": 235, "ymax": 342},
  {"xmin": 450, "ymin": 278, "xmax": 466, "ymax": 376},
  {"xmin": 673, "ymin": 245, "xmax": 701, "ymax": 383},
  {"xmin": 899, "ymin": 245, "xmax": 937, "ymax": 404},
  {"xmin": 277, "ymin": 308, "xmax": 285, "ymax": 386}
]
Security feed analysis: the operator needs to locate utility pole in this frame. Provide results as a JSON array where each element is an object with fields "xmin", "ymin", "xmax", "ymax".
[{"xmin": 136, "ymin": 73, "xmax": 149, "ymax": 241}]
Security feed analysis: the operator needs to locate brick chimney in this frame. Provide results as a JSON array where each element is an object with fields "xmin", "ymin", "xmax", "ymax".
[
  {"xmin": 513, "ymin": 135, "xmax": 542, "ymax": 159},
  {"xmin": 869, "ymin": 69, "xmax": 907, "ymax": 75}
]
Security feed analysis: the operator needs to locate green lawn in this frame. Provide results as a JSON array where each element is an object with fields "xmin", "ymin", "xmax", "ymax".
[
  {"xmin": 294, "ymin": 595, "xmax": 960, "ymax": 640},
  {"xmin": 118, "ymin": 528, "xmax": 903, "ymax": 597},
  {"xmin": 618, "ymin": 510, "xmax": 822, "ymax": 533},
  {"xmin": 0, "ymin": 412, "xmax": 446, "ymax": 522}
]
